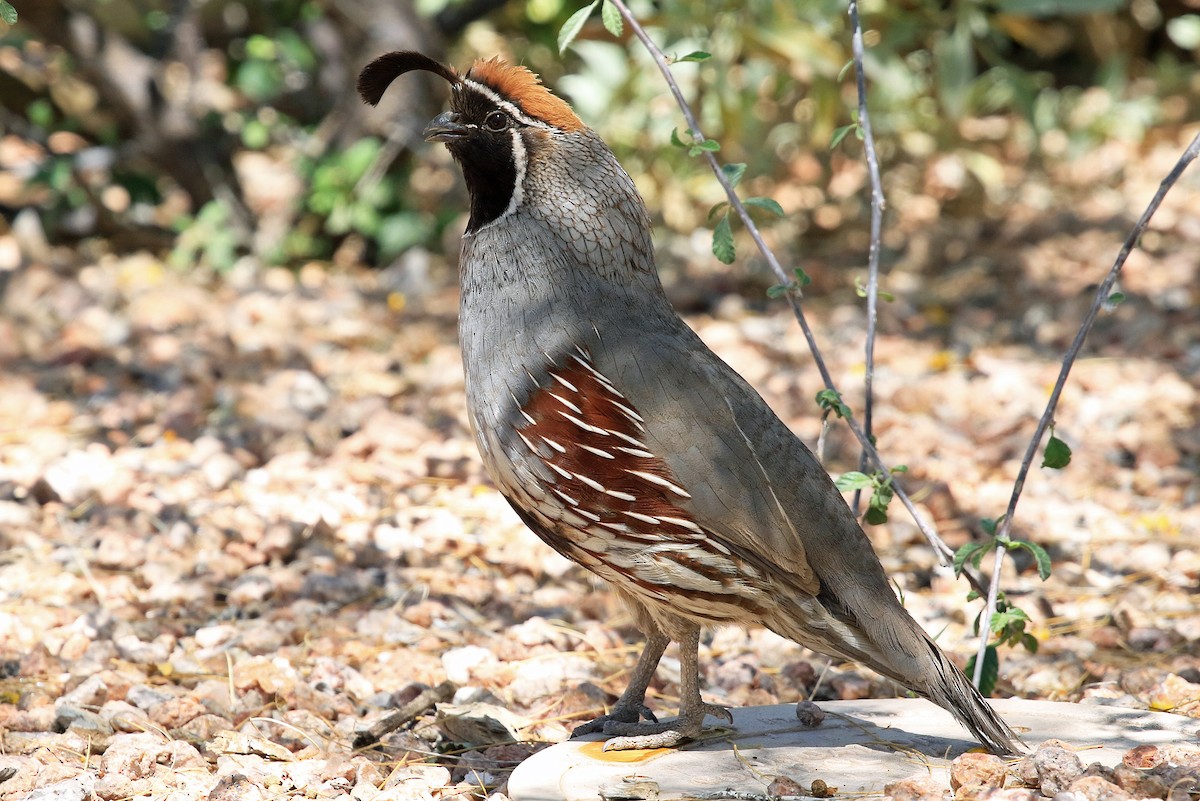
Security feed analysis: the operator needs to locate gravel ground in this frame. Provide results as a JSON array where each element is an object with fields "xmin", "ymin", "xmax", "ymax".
[{"xmin": 0, "ymin": 131, "xmax": 1198, "ymax": 800}]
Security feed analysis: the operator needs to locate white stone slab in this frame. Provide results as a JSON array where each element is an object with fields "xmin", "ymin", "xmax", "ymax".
[{"xmin": 509, "ymin": 698, "xmax": 1200, "ymax": 800}]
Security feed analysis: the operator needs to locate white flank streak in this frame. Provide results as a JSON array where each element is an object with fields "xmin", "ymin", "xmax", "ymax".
[
  {"xmin": 615, "ymin": 445, "xmax": 655, "ymax": 459},
  {"xmin": 557, "ymin": 509, "xmax": 591, "ymax": 529},
  {"xmin": 541, "ymin": 436, "xmax": 567, "ymax": 453},
  {"xmin": 549, "ymin": 372, "xmax": 578, "ymax": 392},
  {"xmin": 657, "ymin": 515, "xmax": 704, "ymax": 533},
  {"xmin": 724, "ymin": 396, "xmax": 803, "ymax": 544},
  {"xmin": 549, "ymin": 392, "xmax": 581, "ymax": 414},
  {"xmin": 580, "ymin": 444, "xmax": 615, "ymax": 460},
  {"xmin": 585, "ymin": 366, "xmax": 623, "ymax": 396},
  {"xmin": 552, "ymin": 488, "xmax": 579, "ymax": 506},
  {"xmin": 600, "ymin": 521, "xmax": 631, "ymax": 533},
  {"xmin": 624, "ymin": 510, "xmax": 661, "ymax": 525},
  {"xmin": 548, "ymin": 462, "xmax": 573, "ymax": 479},
  {"xmin": 570, "ymin": 352, "xmax": 617, "ymax": 390},
  {"xmin": 559, "ymin": 411, "xmax": 608, "ymax": 435},
  {"xmin": 517, "ymin": 431, "xmax": 537, "ymax": 452},
  {"xmin": 608, "ymin": 429, "xmax": 649, "ymax": 449},
  {"xmin": 604, "ymin": 488, "xmax": 636, "ymax": 502},
  {"xmin": 572, "ymin": 472, "xmax": 605, "ymax": 492},
  {"xmin": 627, "ymin": 469, "xmax": 691, "ymax": 499},
  {"xmin": 576, "ymin": 508, "xmax": 601, "ymax": 521},
  {"xmin": 513, "ymin": 392, "xmax": 536, "ymax": 425},
  {"xmin": 609, "ymin": 399, "xmax": 644, "ymax": 424}
]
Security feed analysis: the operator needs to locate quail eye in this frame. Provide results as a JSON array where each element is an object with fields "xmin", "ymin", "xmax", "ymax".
[{"xmin": 484, "ymin": 111, "xmax": 510, "ymax": 132}]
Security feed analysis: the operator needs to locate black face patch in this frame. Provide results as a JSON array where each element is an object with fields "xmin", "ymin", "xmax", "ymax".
[{"xmin": 443, "ymin": 88, "xmax": 525, "ymax": 232}]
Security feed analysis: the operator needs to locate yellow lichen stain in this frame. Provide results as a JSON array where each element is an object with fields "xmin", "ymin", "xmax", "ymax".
[{"xmin": 577, "ymin": 740, "xmax": 670, "ymax": 762}]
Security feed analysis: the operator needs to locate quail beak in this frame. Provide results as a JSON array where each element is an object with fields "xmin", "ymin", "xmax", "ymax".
[{"xmin": 423, "ymin": 111, "xmax": 469, "ymax": 143}]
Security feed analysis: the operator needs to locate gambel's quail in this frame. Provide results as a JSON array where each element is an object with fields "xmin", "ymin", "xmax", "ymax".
[{"xmin": 358, "ymin": 51, "xmax": 1021, "ymax": 754}]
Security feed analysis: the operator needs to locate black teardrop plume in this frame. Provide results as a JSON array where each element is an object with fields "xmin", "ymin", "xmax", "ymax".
[{"xmin": 357, "ymin": 51, "xmax": 460, "ymax": 106}]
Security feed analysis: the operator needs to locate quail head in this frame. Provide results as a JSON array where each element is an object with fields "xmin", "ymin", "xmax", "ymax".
[{"xmin": 358, "ymin": 51, "xmax": 1021, "ymax": 754}]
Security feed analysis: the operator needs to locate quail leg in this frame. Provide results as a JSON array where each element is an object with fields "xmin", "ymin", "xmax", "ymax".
[
  {"xmin": 600, "ymin": 624, "xmax": 733, "ymax": 751},
  {"xmin": 571, "ymin": 629, "xmax": 669, "ymax": 737}
]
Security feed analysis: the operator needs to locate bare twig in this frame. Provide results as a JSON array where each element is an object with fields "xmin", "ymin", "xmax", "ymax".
[
  {"xmin": 352, "ymin": 680, "xmax": 456, "ymax": 749},
  {"xmin": 847, "ymin": 0, "xmax": 887, "ymax": 516},
  {"xmin": 971, "ymin": 129, "xmax": 1200, "ymax": 685},
  {"xmin": 607, "ymin": 0, "xmax": 978, "ymax": 592}
]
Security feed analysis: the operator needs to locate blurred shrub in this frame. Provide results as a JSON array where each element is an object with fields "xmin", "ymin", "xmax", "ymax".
[{"xmin": 0, "ymin": 0, "xmax": 1195, "ymax": 271}]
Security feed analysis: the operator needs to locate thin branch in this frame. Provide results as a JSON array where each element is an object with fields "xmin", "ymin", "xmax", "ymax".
[
  {"xmin": 971, "ymin": 129, "xmax": 1200, "ymax": 685},
  {"xmin": 607, "ymin": 0, "xmax": 980, "ymax": 594},
  {"xmin": 848, "ymin": 0, "xmax": 886, "ymax": 516},
  {"xmin": 352, "ymin": 680, "xmax": 456, "ymax": 749}
]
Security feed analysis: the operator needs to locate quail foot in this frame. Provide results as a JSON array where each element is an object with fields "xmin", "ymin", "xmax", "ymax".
[{"xmin": 358, "ymin": 51, "xmax": 1022, "ymax": 755}]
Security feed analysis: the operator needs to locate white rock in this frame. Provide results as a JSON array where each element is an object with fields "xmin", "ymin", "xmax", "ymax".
[
  {"xmin": 194, "ymin": 624, "xmax": 239, "ymax": 649},
  {"xmin": 510, "ymin": 699, "xmax": 1200, "ymax": 801},
  {"xmin": 508, "ymin": 654, "xmax": 597, "ymax": 707},
  {"xmin": 42, "ymin": 446, "xmax": 116, "ymax": 505},
  {"xmin": 19, "ymin": 775, "xmax": 94, "ymax": 801},
  {"xmin": 441, "ymin": 645, "xmax": 496, "ymax": 685},
  {"xmin": 202, "ymin": 452, "xmax": 244, "ymax": 490}
]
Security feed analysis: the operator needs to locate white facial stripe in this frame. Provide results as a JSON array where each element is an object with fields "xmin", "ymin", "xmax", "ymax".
[
  {"xmin": 454, "ymin": 79, "xmax": 546, "ymax": 233},
  {"xmin": 503, "ymin": 128, "xmax": 526, "ymax": 220},
  {"xmin": 461, "ymin": 78, "xmax": 554, "ymax": 130}
]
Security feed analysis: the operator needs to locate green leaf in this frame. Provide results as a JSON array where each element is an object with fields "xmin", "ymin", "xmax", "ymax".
[
  {"xmin": 991, "ymin": 606, "xmax": 1030, "ymax": 635},
  {"xmin": 669, "ymin": 127, "xmax": 687, "ymax": 148},
  {"xmin": 994, "ymin": 0, "xmax": 1125, "ymax": 15},
  {"xmin": 1105, "ymin": 290, "xmax": 1126, "ymax": 307},
  {"xmin": 837, "ymin": 59, "xmax": 855, "ymax": 82},
  {"xmin": 0, "ymin": 1, "xmax": 16, "ymax": 24},
  {"xmin": 793, "ymin": 267, "xmax": 813, "ymax": 286},
  {"xmin": 830, "ymin": 124, "xmax": 857, "ymax": 150},
  {"xmin": 712, "ymin": 215, "xmax": 735, "ymax": 264},
  {"xmin": 558, "ymin": 0, "xmax": 599, "ymax": 54},
  {"xmin": 1011, "ymin": 539, "xmax": 1052, "ymax": 580},
  {"xmin": 707, "ymin": 202, "xmax": 729, "ymax": 223},
  {"xmin": 869, "ymin": 481, "xmax": 894, "ymax": 519},
  {"xmin": 743, "ymin": 196, "xmax": 784, "ymax": 217},
  {"xmin": 688, "ymin": 137, "xmax": 720, "ymax": 156},
  {"xmin": 676, "ymin": 50, "xmax": 711, "ymax": 62},
  {"xmin": 815, "ymin": 389, "xmax": 852, "ymax": 419},
  {"xmin": 864, "ymin": 506, "xmax": 889, "ymax": 525},
  {"xmin": 241, "ymin": 119, "xmax": 270, "ymax": 149},
  {"xmin": 600, "ymin": 0, "xmax": 623, "ymax": 37},
  {"xmin": 854, "ymin": 275, "xmax": 895, "ymax": 302},
  {"xmin": 721, "ymin": 162, "xmax": 747, "ymax": 188},
  {"xmin": 953, "ymin": 541, "xmax": 986, "ymax": 577},
  {"xmin": 1021, "ymin": 632, "xmax": 1040, "ymax": 654},
  {"xmin": 980, "ymin": 517, "xmax": 999, "ymax": 536},
  {"xmin": 27, "ymin": 98, "xmax": 54, "ymax": 129},
  {"xmin": 245, "ymin": 34, "xmax": 277, "ymax": 60},
  {"xmin": 1042, "ymin": 434, "xmax": 1072, "ymax": 469},
  {"xmin": 965, "ymin": 645, "xmax": 999, "ymax": 696},
  {"xmin": 934, "ymin": 23, "xmax": 974, "ymax": 120},
  {"xmin": 235, "ymin": 59, "xmax": 284, "ymax": 102},
  {"xmin": 834, "ymin": 472, "xmax": 875, "ymax": 492},
  {"xmin": 766, "ymin": 284, "xmax": 788, "ymax": 299}
]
